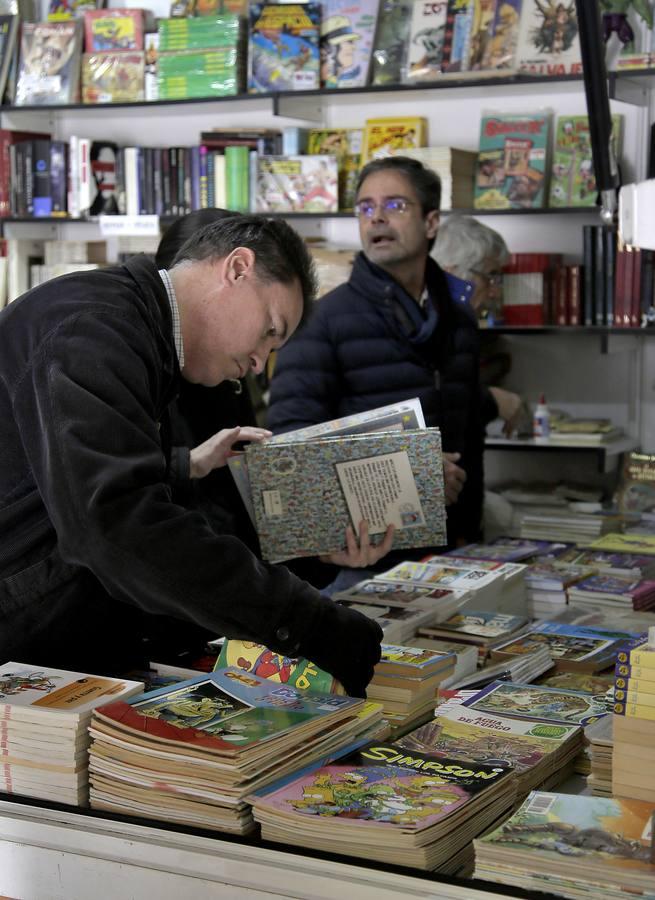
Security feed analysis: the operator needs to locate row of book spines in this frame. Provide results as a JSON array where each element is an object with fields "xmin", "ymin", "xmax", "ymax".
[
  {"xmin": 582, "ymin": 225, "xmax": 652, "ymax": 328},
  {"xmin": 8, "ymin": 140, "xmax": 67, "ymax": 218}
]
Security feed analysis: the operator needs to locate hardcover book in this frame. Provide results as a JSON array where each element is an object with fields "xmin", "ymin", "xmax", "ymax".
[
  {"xmin": 461, "ymin": 680, "xmax": 609, "ymax": 727},
  {"xmin": 516, "ymin": 0, "xmax": 582, "ymax": 76},
  {"xmin": 474, "ymin": 110, "xmax": 550, "ymax": 210},
  {"xmin": 245, "ymin": 428, "xmax": 447, "ymax": 561},
  {"xmin": 15, "ymin": 21, "xmax": 83, "ymax": 106},
  {"xmin": 248, "ymin": 2, "xmax": 320, "ymax": 93},
  {"xmin": 320, "ymin": 0, "xmax": 380, "ymax": 89},
  {"xmin": 255, "ymin": 154, "xmax": 339, "ymax": 213}
]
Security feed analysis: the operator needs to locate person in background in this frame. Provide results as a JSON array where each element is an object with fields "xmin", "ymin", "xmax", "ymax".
[
  {"xmin": 267, "ymin": 156, "xmax": 484, "ymax": 548},
  {"xmin": 0, "ymin": 214, "xmax": 389, "ymax": 697},
  {"xmin": 432, "ymin": 214, "xmax": 523, "ymax": 437}
]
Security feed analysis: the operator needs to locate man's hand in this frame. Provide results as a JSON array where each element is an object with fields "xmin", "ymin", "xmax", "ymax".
[
  {"xmin": 189, "ymin": 426, "xmax": 272, "ymax": 479},
  {"xmin": 320, "ymin": 519, "xmax": 394, "ymax": 568},
  {"xmin": 298, "ymin": 600, "xmax": 383, "ymax": 697},
  {"xmin": 489, "ymin": 387, "xmax": 523, "ymax": 437},
  {"xmin": 443, "ymin": 451, "xmax": 467, "ymax": 506}
]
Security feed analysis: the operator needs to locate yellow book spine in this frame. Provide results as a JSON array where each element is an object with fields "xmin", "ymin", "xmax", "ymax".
[
  {"xmin": 614, "ymin": 700, "xmax": 655, "ymax": 720},
  {"xmin": 614, "ymin": 687, "xmax": 655, "ymax": 706},
  {"xmin": 615, "ymin": 663, "xmax": 655, "ymax": 682}
]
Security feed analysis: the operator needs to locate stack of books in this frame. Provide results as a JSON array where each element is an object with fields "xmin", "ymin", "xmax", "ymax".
[
  {"xmin": 489, "ymin": 622, "xmax": 627, "ymax": 675},
  {"xmin": 475, "ymin": 792, "xmax": 655, "ymax": 898},
  {"xmin": 446, "ymin": 646, "xmax": 554, "ymax": 691},
  {"xmin": 612, "ymin": 631, "xmax": 655, "ymax": 802},
  {"xmin": 0, "ymin": 662, "xmax": 143, "ymax": 806},
  {"xmin": 585, "ymin": 714, "xmax": 613, "ymax": 796},
  {"xmin": 397, "ymin": 701, "xmax": 583, "ymax": 797},
  {"xmin": 366, "ymin": 644, "xmax": 456, "ymax": 733},
  {"xmin": 516, "ymin": 509, "xmax": 619, "ymax": 544},
  {"xmin": 445, "ymin": 537, "xmax": 550, "ymax": 563},
  {"xmin": 460, "ymin": 680, "xmax": 609, "ymax": 730},
  {"xmin": 524, "ymin": 562, "xmax": 595, "ymax": 618},
  {"xmin": 250, "ymin": 740, "xmax": 517, "ymax": 871},
  {"xmin": 567, "ymin": 573, "xmax": 655, "ymax": 612},
  {"xmin": 558, "ymin": 547, "xmax": 655, "ymax": 580},
  {"xmin": 391, "ymin": 146, "xmax": 476, "ymax": 210},
  {"xmin": 416, "ymin": 610, "xmax": 529, "ymax": 664},
  {"xmin": 549, "ymin": 415, "xmax": 623, "ymax": 445},
  {"xmin": 410, "ymin": 637, "xmax": 479, "ymax": 687},
  {"xmin": 584, "ymin": 533, "xmax": 655, "ymax": 556},
  {"xmin": 88, "ymin": 668, "xmax": 382, "ymax": 834}
]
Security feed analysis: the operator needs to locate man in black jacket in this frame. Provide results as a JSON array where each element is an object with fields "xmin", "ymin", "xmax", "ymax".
[
  {"xmin": 268, "ymin": 157, "xmax": 485, "ymax": 549},
  {"xmin": 0, "ymin": 216, "xmax": 385, "ymax": 696}
]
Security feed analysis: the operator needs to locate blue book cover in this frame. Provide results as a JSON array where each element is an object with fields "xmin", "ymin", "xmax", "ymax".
[{"xmin": 248, "ymin": 3, "xmax": 320, "ymax": 93}]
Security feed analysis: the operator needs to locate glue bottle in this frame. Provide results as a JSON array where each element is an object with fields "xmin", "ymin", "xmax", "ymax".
[{"xmin": 533, "ymin": 394, "xmax": 550, "ymax": 440}]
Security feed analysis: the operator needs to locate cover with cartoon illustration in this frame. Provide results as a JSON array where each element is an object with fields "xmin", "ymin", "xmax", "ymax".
[
  {"xmin": 361, "ymin": 115, "xmax": 427, "ymax": 162},
  {"xmin": 320, "ymin": 0, "xmax": 380, "ymax": 89},
  {"xmin": 405, "ymin": 0, "xmax": 448, "ymax": 82},
  {"xmin": 480, "ymin": 0, "xmax": 522, "ymax": 70},
  {"xmin": 549, "ymin": 113, "xmax": 623, "ymax": 207},
  {"xmin": 245, "ymin": 428, "xmax": 447, "ymax": 562},
  {"xmin": 475, "ymin": 791, "xmax": 655, "ymax": 895},
  {"xmin": 462, "ymin": 680, "xmax": 609, "ymax": 727},
  {"xmin": 255, "ymin": 154, "xmax": 339, "ymax": 212},
  {"xmin": 307, "ymin": 126, "xmax": 362, "ymax": 209},
  {"xmin": 333, "ymin": 576, "xmax": 465, "ymax": 612},
  {"xmin": 490, "ymin": 621, "xmax": 625, "ymax": 673},
  {"xmin": 369, "ymin": 0, "xmax": 413, "ymax": 84},
  {"xmin": 397, "ymin": 703, "xmax": 582, "ymax": 789},
  {"xmin": 214, "ymin": 638, "xmax": 342, "ymax": 694},
  {"xmin": 516, "ymin": 0, "xmax": 582, "ymax": 76},
  {"xmin": 93, "ymin": 667, "xmax": 363, "ymax": 755},
  {"xmin": 16, "ymin": 20, "xmax": 83, "ymax": 106},
  {"xmin": 248, "ymin": 2, "xmax": 320, "ymax": 93},
  {"xmin": 616, "ymin": 450, "xmax": 655, "ymax": 517},
  {"xmin": 474, "ymin": 110, "xmax": 550, "ymax": 210},
  {"xmin": 586, "ymin": 532, "xmax": 655, "ymax": 556}
]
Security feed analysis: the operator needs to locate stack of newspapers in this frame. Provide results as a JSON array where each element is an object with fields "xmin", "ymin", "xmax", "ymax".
[
  {"xmin": 0, "ymin": 661, "xmax": 143, "ymax": 806},
  {"xmin": 88, "ymin": 667, "xmax": 383, "ymax": 834}
]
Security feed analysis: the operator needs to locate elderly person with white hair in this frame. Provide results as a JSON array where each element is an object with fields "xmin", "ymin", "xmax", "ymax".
[{"xmin": 434, "ymin": 215, "xmax": 523, "ymax": 437}]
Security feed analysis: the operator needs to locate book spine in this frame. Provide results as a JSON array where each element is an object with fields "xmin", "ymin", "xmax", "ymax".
[
  {"xmin": 189, "ymin": 145, "xmax": 200, "ymax": 212},
  {"xmin": 603, "ymin": 226, "xmax": 616, "ymax": 327},
  {"xmin": 640, "ymin": 248, "xmax": 654, "ymax": 323},
  {"xmin": 161, "ymin": 147, "xmax": 171, "ymax": 216},
  {"xmin": 631, "ymin": 247, "xmax": 642, "ymax": 327},
  {"xmin": 50, "ymin": 140, "xmax": 67, "ymax": 216},
  {"xmin": 593, "ymin": 224, "xmax": 605, "ymax": 326},
  {"xmin": 153, "ymin": 148, "xmax": 163, "ymax": 217},
  {"xmin": 582, "ymin": 224, "xmax": 594, "ymax": 326},
  {"xmin": 617, "ymin": 646, "xmax": 655, "ymax": 668},
  {"xmin": 615, "ymin": 662, "xmax": 655, "ymax": 681},
  {"xmin": 199, "ymin": 145, "xmax": 208, "ymax": 209},
  {"xmin": 614, "ymin": 246, "xmax": 626, "ymax": 329},
  {"xmin": 623, "ymin": 246, "xmax": 634, "ymax": 326},
  {"xmin": 225, "ymin": 144, "xmax": 249, "ymax": 213},
  {"xmin": 614, "ymin": 699, "xmax": 655, "ymax": 719},
  {"xmin": 567, "ymin": 264, "xmax": 581, "ymax": 325},
  {"xmin": 0, "ymin": 134, "xmax": 10, "ymax": 217},
  {"xmin": 78, "ymin": 137, "xmax": 91, "ymax": 216},
  {"xmin": 614, "ymin": 680, "xmax": 655, "ymax": 700}
]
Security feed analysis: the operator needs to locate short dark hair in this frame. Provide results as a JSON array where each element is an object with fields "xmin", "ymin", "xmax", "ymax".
[
  {"xmin": 356, "ymin": 156, "xmax": 442, "ymax": 215},
  {"xmin": 156, "ymin": 208, "xmax": 238, "ymax": 269},
  {"xmin": 169, "ymin": 214, "xmax": 318, "ymax": 323}
]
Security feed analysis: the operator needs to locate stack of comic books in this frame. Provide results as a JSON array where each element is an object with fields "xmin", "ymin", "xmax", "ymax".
[
  {"xmin": 523, "ymin": 561, "xmax": 596, "ymax": 618},
  {"xmin": 612, "ymin": 632, "xmax": 655, "ymax": 802},
  {"xmin": 366, "ymin": 644, "xmax": 456, "ymax": 732},
  {"xmin": 416, "ymin": 610, "xmax": 530, "ymax": 663},
  {"xmin": 490, "ymin": 621, "xmax": 629, "ymax": 675},
  {"xmin": 410, "ymin": 636, "xmax": 478, "ymax": 686},
  {"xmin": 397, "ymin": 700, "xmax": 583, "ymax": 798},
  {"xmin": 444, "ymin": 645, "xmax": 554, "ymax": 691},
  {"xmin": 88, "ymin": 667, "xmax": 381, "ymax": 834},
  {"xmin": 474, "ymin": 792, "xmax": 655, "ymax": 898},
  {"xmin": 0, "ymin": 662, "xmax": 143, "ymax": 806},
  {"xmin": 249, "ymin": 740, "xmax": 517, "ymax": 871},
  {"xmin": 585, "ymin": 713, "xmax": 613, "ymax": 796},
  {"xmin": 567, "ymin": 573, "xmax": 655, "ymax": 612}
]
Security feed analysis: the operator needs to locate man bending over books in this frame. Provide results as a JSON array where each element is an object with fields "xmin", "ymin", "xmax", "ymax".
[
  {"xmin": 269, "ymin": 156, "xmax": 489, "ymax": 550},
  {"xmin": 0, "ymin": 215, "xmax": 389, "ymax": 697}
]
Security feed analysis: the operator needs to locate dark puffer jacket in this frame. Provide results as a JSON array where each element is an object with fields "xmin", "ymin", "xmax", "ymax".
[{"xmin": 267, "ymin": 252, "xmax": 485, "ymax": 547}]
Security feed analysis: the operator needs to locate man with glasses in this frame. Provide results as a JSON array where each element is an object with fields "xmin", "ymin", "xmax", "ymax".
[
  {"xmin": 268, "ymin": 156, "xmax": 488, "ymax": 549},
  {"xmin": 433, "ymin": 215, "xmax": 523, "ymax": 438}
]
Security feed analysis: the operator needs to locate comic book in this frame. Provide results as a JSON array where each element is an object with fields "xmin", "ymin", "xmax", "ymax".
[
  {"xmin": 307, "ymin": 127, "xmax": 362, "ymax": 210},
  {"xmin": 480, "ymin": 0, "xmax": 522, "ymax": 71},
  {"xmin": 250, "ymin": 740, "xmax": 516, "ymax": 869},
  {"xmin": 398, "ymin": 702, "xmax": 582, "ymax": 793},
  {"xmin": 549, "ymin": 113, "xmax": 623, "ymax": 208},
  {"xmin": 248, "ymin": 2, "xmax": 320, "ymax": 93},
  {"xmin": 516, "ymin": 0, "xmax": 582, "ymax": 77},
  {"xmin": 83, "ymin": 8, "xmax": 146, "ymax": 52},
  {"xmin": 82, "ymin": 51, "xmax": 145, "ymax": 104},
  {"xmin": 320, "ymin": 0, "xmax": 380, "ymax": 89},
  {"xmin": 245, "ymin": 428, "xmax": 447, "ymax": 561},
  {"xmin": 361, "ymin": 115, "xmax": 427, "ymax": 162},
  {"xmin": 467, "ymin": 0, "xmax": 496, "ymax": 71},
  {"xmin": 537, "ymin": 670, "xmax": 615, "ymax": 696},
  {"xmin": 489, "ymin": 622, "xmax": 626, "ymax": 673},
  {"xmin": 255, "ymin": 154, "xmax": 338, "ymax": 212},
  {"xmin": 405, "ymin": 0, "xmax": 448, "ymax": 82},
  {"xmin": 445, "ymin": 537, "xmax": 545, "ymax": 562},
  {"xmin": 214, "ymin": 638, "xmax": 344, "ymax": 694},
  {"xmin": 333, "ymin": 577, "xmax": 466, "ymax": 614},
  {"xmin": 616, "ymin": 450, "xmax": 655, "ymax": 516},
  {"xmin": 15, "ymin": 21, "xmax": 83, "ymax": 106},
  {"xmin": 475, "ymin": 792, "xmax": 655, "ymax": 897},
  {"xmin": 461, "ymin": 680, "xmax": 609, "ymax": 727},
  {"xmin": 369, "ymin": 0, "xmax": 413, "ymax": 84},
  {"xmin": 441, "ymin": 0, "xmax": 475, "ymax": 73},
  {"xmin": 474, "ymin": 110, "xmax": 551, "ymax": 210},
  {"xmin": 417, "ymin": 610, "xmax": 528, "ymax": 644},
  {"xmin": 585, "ymin": 532, "xmax": 655, "ymax": 556}
]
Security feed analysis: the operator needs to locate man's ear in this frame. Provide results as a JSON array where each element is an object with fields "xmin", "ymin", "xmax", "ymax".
[
  {"xmin": 223, "ymin": 246, "xmax": 256, "ymax": 285},
  {"xmin": 425, "ymin": 210, "xmax": 440, "ymax": 241}
]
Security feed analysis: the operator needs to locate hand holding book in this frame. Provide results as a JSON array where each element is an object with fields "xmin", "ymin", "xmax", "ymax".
[
  {"xmin": 443, "ymin": 452, "xmax": 467, "ymax": 505},
  {"xmin": 189, "ymin": 425, "xmax": 272, "ymax": 479},
  {"xmin": 319, "ymin": 519, "xmax": 395, "ymax": 569}
]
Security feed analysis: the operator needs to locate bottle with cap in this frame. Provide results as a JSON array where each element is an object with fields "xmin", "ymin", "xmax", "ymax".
[{"xmin": 533, "ymin": 393, "xmax": 550, "ymax": 440}]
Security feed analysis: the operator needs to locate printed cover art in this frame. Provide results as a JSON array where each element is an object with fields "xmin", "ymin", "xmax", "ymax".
[
  {"xmin": 516, "ymin": 0, "xmax": 582, "ymax": 76},
  {"xmin": 246, "ymin": 428, "xmax": 447, "ymax": 561},
  {"xmin": 320, "ymin": 0, "xmax": 380, "ymax": 89},
  {"xmin": 253, "ymin": 741, "xmax": 512, "ymax": 830},
  {"xmin": 307, "ymin": 127, "xmax": 362, "ymax": 210},
  {"xmin": 398, "ymin": 703, "xmax": 581, "ymax": 774},
  {"xmin": 491, "ymin": 625, "xmax": 619, "ymax": 666},
  {"xmin": 480, "ymin": 0, "xmax": 522, "ymax": 70},
  {"xmin": 474, "ymin": 111, "xmax": 550, "ymax": 210},
  {"xmin": 82, "ymin": 51, "xmax": 145, "ymax": 104},
  {"xmin": 255, "ymin": 154, "xmax": 339, "ymax": 212},
  {"xmin": 369, "ymin": 0, "xmax": 413, "ymax": 84},
  {"xmin": 478, "ymin": 791, "xmax": 655, "ymax": 872},
  {"xmin": 405, "ymin": 0, "xmax": 448, "ymax": 82},
  {"xmin": 587, "ymin": 533, "xmax": 655, "ymax": 556},
  {"xmin": 215, "ymin": 638, "xmax": 342, "ymax": 693},
  {"xmin": 462, "ymin": 680, "xmax": 609, "ymax": 726},
  {"xmin": 549, "ymin": 114, "xmax": 622, "ymax": 207},
  {"xmin": 334, "ymin": 577, "xmax": 461, "ymax": 610},
  {"xmin": 0, "ymin": 661, "xmax": 142, "ymax": 716},
  {"xmin": 378, "ymin": 644, "xmax": 455, "ymax": 671},
  {"xmin": 248, "ymin": 2, "xmax": 320, "ymax": 93},
  {"xmin": 84, "ymin": 9, "xmax": 144, "ymax": 52},
  {"xmin": 537, "ymin": 670, "xmax": 615, "ymax": 695},
  {"xmin": 16, "ymin": 21, "xmax": 82, "ymax": 106},
  {"xmin": 447, "ymin": 538, "xmax": 542, "ymax": 562},
  {"xmin": 616, "ymin": 451, "xmax": 655, "ymax": 515},
  {"xmin": 377, "ymin": 560, "xmax": 507, "ymax": 591},
  {"xmin": 100, "ymin": 667, "xmax": 360, "ymax": 750},
  {"xmin": 362, "ymin": 115, "xmax": 427, "ymax": 162},
  {"xmin": 441, "ymin": 0, "xmax": 475, "ymax": 74},
  {"xmin": 425, "ymin": 610, "xmax": 528, "ymax": 638}
]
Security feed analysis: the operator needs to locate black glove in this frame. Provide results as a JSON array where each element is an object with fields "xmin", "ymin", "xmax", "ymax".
[{"xmin": 298, "ymin": 598, "xmax": 383, "ymax": 698}]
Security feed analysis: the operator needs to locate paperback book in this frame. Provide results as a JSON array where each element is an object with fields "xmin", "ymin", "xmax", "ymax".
[
  {"xmin": 248, "ymin": 2, "xmax": 320, "ymax": 93},
  {"xmin": 489, "ymin": 622, "xmax": 626, "ymax": 674},
  {"xmin": 214, "ymin": 638, "xmax": 343, "ymax": 693},
  {"xmin": 461, "ymin": 680, "xmax": 609, "ymax": 727},
  {"xmin": 320, "ymin": 0, "xmax": 380, "ymax": 89},
  {"xmin": 549, "ymin": 113, "xmax": 623, "ymax": 208},
  {"xmin": 405, "ymin": 0, "xmax": 448, "ymax": 82},
  {"xmin": 361, "ymin": 115, "xmax": 427, "ymax": 162},
  {"xmin": 255, "ymin": 154, "xmax": 339, "ymax": 213},
  {"xmin": 369, "ymin": 0, "xmax": 412, "ymax": 85},
  {"xmin": 15, "ymin": 21, "xmax": 83, "ymax": 106},
  {"xmin": 515, "ymin": 0, "xmax": 582, "ymax": 76},
  {"xmin": 332, "ymin": 576, "xmax": 467, "ymax": 615}
]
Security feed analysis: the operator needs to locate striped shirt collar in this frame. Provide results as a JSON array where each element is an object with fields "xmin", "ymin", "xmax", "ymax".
[{"xmin": 159, "ymin": 268, "xmax": 184, "ymax": 369}]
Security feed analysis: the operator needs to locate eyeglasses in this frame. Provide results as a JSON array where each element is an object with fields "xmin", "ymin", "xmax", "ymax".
[
  {"xmin": 471, "ymin": 269, "xmax": 503, "ymax": 287},
  {"xmin": 354, "ymin": 197, "xmax": 416, "ymax": 218}
]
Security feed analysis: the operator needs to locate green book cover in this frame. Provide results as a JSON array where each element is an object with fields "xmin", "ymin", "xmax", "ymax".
[
  {"xmin": 549, "ymin": 113, "xmax": 622, "ymax": 208},
  {"xmin": 215, "ymin": 638, "xmax": 343, "ymax": 693},
  {"xmin": 224, "ymin": 144, "xmax": 250, "ymax": 212}
]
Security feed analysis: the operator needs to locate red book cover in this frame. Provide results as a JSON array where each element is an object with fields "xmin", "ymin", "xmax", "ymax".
[
  {"xmin": 0, "ymin": 128, "xmax": 50, "ymax": 217},
  {"xmin": 567, "ymin": 264, "xmax": 581, "ymax": 325},
  {"xmin": 614, "ymin": 248, "xmax": 626, "ymax": 329}
]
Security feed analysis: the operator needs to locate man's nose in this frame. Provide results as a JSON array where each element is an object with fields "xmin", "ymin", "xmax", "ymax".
[
  {"xmin": 370, "ymin": 203, "xmax": 389, "ymax": 223},
  {"xmin": 249, "ymin": 353, "xmax": 265, "ymax": 375}
]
